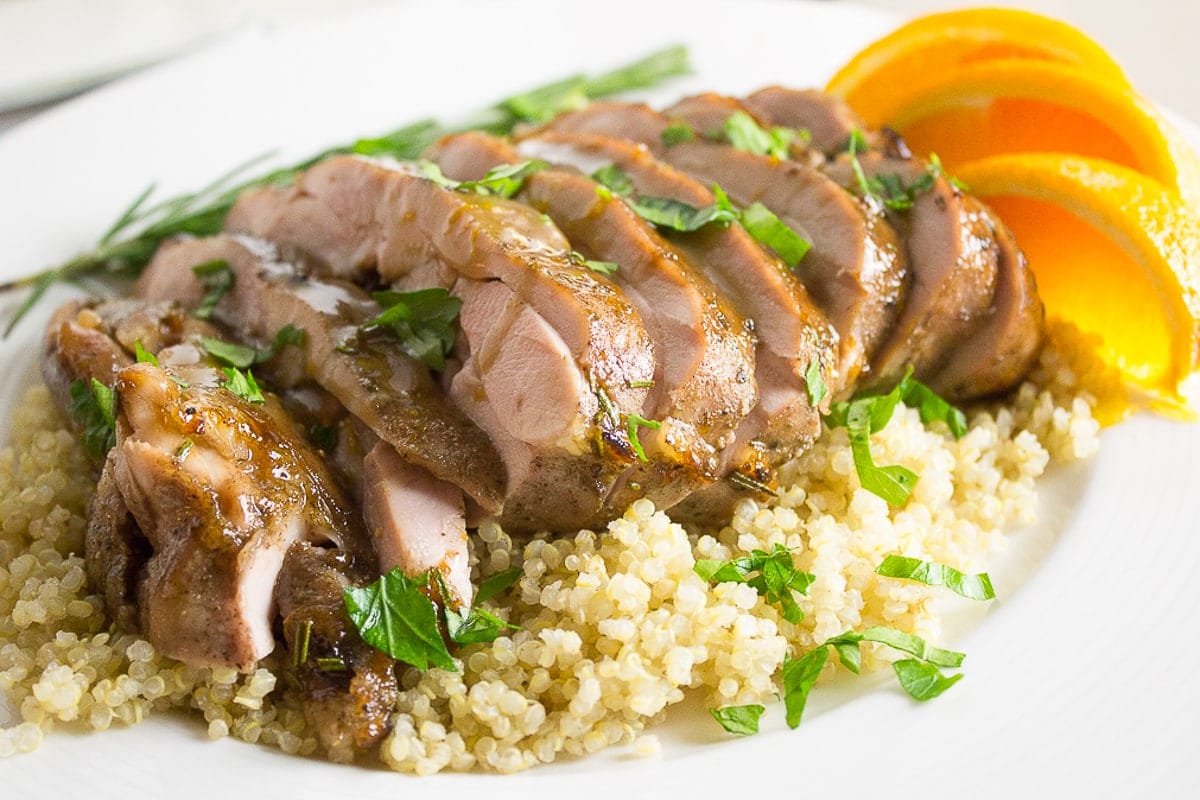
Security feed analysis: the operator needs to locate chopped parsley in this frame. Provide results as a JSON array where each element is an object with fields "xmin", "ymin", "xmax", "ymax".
[
  {"xmin": 739, "ymin": 202, "xmax": 810, "ymax": 267},
  {"xmin": 892, "ymin": 659, "xmax": 962, "ymax": 701},
  {"xmin": 417, "ymin": 159, "xmax": 546, "ymax": 199},
  {"xmin": 591, "ymin": 164, "xmax": 809, "ymax": 267},
  {"xmin": 68, "ymin": 378, "xmax": 117, "ymax": 459},
  {"xmin": 875, "ymin": 555, "xmax": 995, "ymax": 601},
  {"xmin": 134, "ymin": 341, "xmax": 158, "ymax": 366},
  {"xmin": 202, "ymin": 324, "xmax": 306, "ymax": 369},
  {"xmin": 360, "ymin": 288, "xmax": 462, "ymax": 371},
  {"xmin": 824, "ymin": 368, "xmax": 967, "ymax": 505},
  {"xmin": 804, "ymin": 361, "xmax": 827, "ymax": 407},
  {"xmin": 220, "ymin": 366, "xmax": 265, "ymax": 404},
  {"xmin": 191, "ymin": 259, "xmax": 234, "ymax": 319},
  {"xmin": 724, "ymin": 110, "xmax": 803, "ymax": 159},
  {"xmin": 846, "ymin": 130, "xmax": 964, "ymax": 211},
  {"xmin": 710, "ymin": 704, "xmax": 765, "ymax": 735},
  {"xmin": 343, "ymin": 568, "xmax": 457, "ymax": 671},
  {"xmin": 570, "ymin": 251, "xmax": 618, "ymax": 276},
  {"xmin": 782, "ymin": 625, "xmax": 966, "ymax": 728},
  {"xmin": 661, "ymin": 122, "xmax": 695, "ymax": 147},
  {"xmin": 475, "ymin": 567, "xmax": 523, "ymax": 605},
  {"xmin": 694, "ymin": 544, "xmax": 814, "ymax": 624},
  {"xmin": 591, "ymin": 163, "xmax": 635, "ymax": 197},
  {"xmin": 345, "ymin": 567, "xmax": 524, "ymax": 671}
]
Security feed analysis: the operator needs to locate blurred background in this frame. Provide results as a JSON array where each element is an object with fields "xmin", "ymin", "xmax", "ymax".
[{"xmin": 0, "ymin": 0, "xmax": 1195, "ymax": 131}]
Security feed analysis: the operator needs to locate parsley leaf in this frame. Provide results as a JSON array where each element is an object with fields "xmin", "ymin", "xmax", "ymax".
[
  {"xmin": 475, "ymin": 567, "xmax": 523, "ymax": 605},
  {"xmin": 694, "ymin": 544, "xmax": 814, "ymax": 624},
  {"xmin": 220, "ymin": 367, "xmax": 265, "ymax": 404},
  {"xmin": 68, "ymin": 378, "xmax": 117, "ymax": 459},
  {"xmin": 202, "ymin": 324, "xmax": 306, "ymax": 369},
  {"xmin": 628, "ymin": 193, "xmax": 739, "ymax": 231},
  {"xmin": 191, "ymin": 259, "xmax": 234, "ymax": 319},
  {"xmin": 739, "ymin": 202, "xmax": 810, "ymax": 267},
  {"xmin": 804, "ymin": 361, "xmax": 827, "ymax": 407},
  {"xmin": 417, "ymin": 159, "xmax": 546, "ymax": 199},
  {"xmin": 570, "ymin": 251, "xmax": 619, "ymax": 276},
  {"xmin": 134, "ymin": 341, "xmax": 158, "ymax": 366},
  {"xmin": 661, "ymin": 122, "xmax": 695, "ymax": 147},
  {"xmin": 724, "ymin": 110, "xmax": 800, "ymax": 159},
  {"xmin": 343, "ymin": 568, "xmax": 457, "ymax": 671},
  {"xmin": 445, "ymin": 605, "xmax": 519, "ymax": 645},
  {"xmin": 892, "ymin": 659, "xmax": 963, "ymax": 701},
  {"xmin": 591, "ymin": 164, "xmax": 635, "ymax": 197},
  {"xmin": 781, "ymin": 646, "xmax": 829, "ymax": 729},
  {"xmin": 824, "ymin": 368, "xmax": 967, "ymax": 505},
  {"xmin": 875, "ymin": 555, "xmax": 995, "ymax": 600},
  {"xmin": 361, "ymin": 288, "xmax": 462, "ymax": 371},
  {"xmin": 783, "ymin": 625, "xmax": 966, "ymax": 727},
  {"xmin": 710, "ymin": 704, "xmax": 765, "ymax": 735}
]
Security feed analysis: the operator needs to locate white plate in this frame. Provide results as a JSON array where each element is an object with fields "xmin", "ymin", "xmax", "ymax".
[{"xmin": 2, "ymin": 1, "xmax": 1198, "ymax": 797}]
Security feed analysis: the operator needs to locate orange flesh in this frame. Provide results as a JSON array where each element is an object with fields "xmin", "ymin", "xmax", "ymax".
[
  {"xmin": 984, "ymin": 194, "xmax": 1173, "ymax": 386},
  {"xmin": 900, "ymin": 99, "xmax": 1142, "ymax": 172}
]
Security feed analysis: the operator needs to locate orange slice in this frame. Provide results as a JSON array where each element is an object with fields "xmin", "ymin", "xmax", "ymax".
[
  {"xmin": 826, "ymin": 8, "xmax": 1129, "ymax": 118},
  {"xmin": 844, "ymin": 59, "xmax": 1200, "ymax": 210},
  {"xmin": 955, "ymin": 153, "xmax": 1200, "ymax": 413}
]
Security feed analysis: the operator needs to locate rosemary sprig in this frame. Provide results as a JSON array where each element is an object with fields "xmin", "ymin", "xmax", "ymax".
[{"xmin": 1, "ymin": 46, "xmax": 690, "ymax": 336}]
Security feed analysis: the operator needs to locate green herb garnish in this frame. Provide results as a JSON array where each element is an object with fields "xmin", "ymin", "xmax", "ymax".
[
  {"xmin": 418, "ymin": 159, "xmax": 547, "ymax": 199},
  {"xmin": 191, "ymin": 259, "xmax": 234, "ymax": 320},
  {"xmin": 661, "ymin": 122, "xmax": 695, "ymax": 147},
  {"xmin": 710, "ymin": 704, "xmax": 765, "ymax": 735},
  {"xmin": 892, "ymin": 659, "xmax": 962, "ymax": 701},
  {"xmin": 824, "ymin": 368, "xmax": 967, "ymax": 506},
  {"xmin": 475, "ymin": 567, "xmax": 523, "ymax": 605},
  {"xmin": 724, "ymin": 110, "xmax": 801, "ymax": 159},
  {"xmin": 174, "ymin": 438, "xmax": 194, "ymax": 461},
  {"xmin": 626, "ymin": 412, "xmax": 662, "ymax": 462},
  {"xmin": 694, "ymin": 544, "xmax": 814, "ymax": 624},
  {"xmin": 1, "ymin": 47, "xmax": 691, "ymax": 336},
  {"xmin": 782, "ymin": 625, "xmax": 966, "ymax": 728},
  {"xmin": 360, "ymin": 288, "xmax": 462, "ymax": 371},
  {"xmin": 134, "ymin": 341, "xmax": 158, "ymax": 366},
  {"xmin": 292, "ymin": 619, "xmax": 313, "ymax": 668},
  {"xmin": 343, "ymin": 568, "xmax": 457, "ymax": 671},
  {"xmin": 739, "ymin": 202, "xmax": 810, "ymax": 267},
  {"xmin": 591, "ymin": 163, "xmax": 636, "ymax": 197},
  {"xmin": 68, "ymin": 378, "xmax": 117, "ymax": 459},
  {"xmin": 220, "ymin": 367, "xmax": 265, "ymax": 404},
  {"xmin": 628, "ymin": 192, "xmax": 740, "ymax": 232},
  {"xmin": 201, "ymin": 324, "xmax": 306, "ymax": 369},
  {"xmin": 875, "ymin": 555, "xmax": 995, "ymax": 601},
  {"xmin": 804, "ymin": 361, "xmax": 827, "ymax": 407},
  {"xmin": 445, "ymin": 605, "xmax": 519, "ymax": 645}
]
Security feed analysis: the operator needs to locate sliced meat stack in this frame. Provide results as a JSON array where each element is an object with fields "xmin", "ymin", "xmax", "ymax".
[{"xmin": 40, "ymin": 83, "xmax": 1046, "ymax": 760}]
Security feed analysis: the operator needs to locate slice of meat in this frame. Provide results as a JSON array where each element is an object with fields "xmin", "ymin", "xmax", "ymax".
[
  {"xmin": 823, "ymin": 152, "xmax": 1001, "ymax": 391},
  {"xmin": 540, "ymin": 100, "xmax": 908, "ymax": 391},
  {"xmin": 930, "ymin": 219, "xmax": 1044, "ymax": 399},
  {"xmin": 426, "ymin": 131, "xmax": 758, "ymax": 478},
  {"xmin": 226, "ymin": 154, "xmax": 654, "ymax": 419},
  {"xmin": 663, "ymin": 92, "xmax": 823, "ymax": 167},
  {"xmin": 136, "ymin": 234, "xmax": 506, "ymax": 514},
  {"xmin": 514, "ymin": 132, "xmax": 836, "ymax": 517},
  {"xmin": 110, "ymin": 360, "xmax": 366, "ymax": 671},
  {"xmin": 276, "ymin": 541, "xmax": 398, "ymax": 763},
  {"xmin": 362, "ymin": 441, "xmax": 472, "ymax": 607},
  {"xmin": 42, "ymin": 301, "xmax": 134, "ymax": 439},
  {"xmin": 226, "ymin": 156, "xmax": 709, "ymax": 530},
  {"xmin": 85, "ymin": 451, "xmax": 149, "ymax": 632},
  {"xmin": 743, "ymin": 86, "xmax": 875, "ymax": 156}
]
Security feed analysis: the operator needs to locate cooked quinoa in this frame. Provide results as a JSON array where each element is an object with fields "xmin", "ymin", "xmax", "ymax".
[{"xmin": 0, "ymin": 320, "xmax": 1111, "ymax": 770}]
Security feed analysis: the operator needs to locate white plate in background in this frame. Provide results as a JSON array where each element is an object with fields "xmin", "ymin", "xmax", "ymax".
[{"xmin": 1, "ymin": 2, "xmax": 1197, "ymax": 797}]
